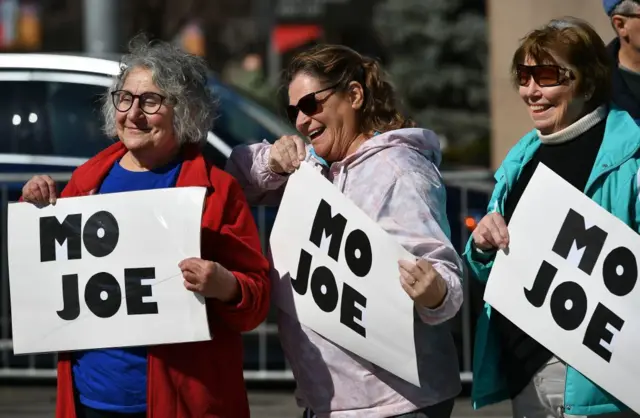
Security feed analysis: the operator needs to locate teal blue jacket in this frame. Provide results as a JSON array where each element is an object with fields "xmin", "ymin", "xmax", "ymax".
[{"xmin": 463, "ymin": 107, "xmax": 640, "ymax": 416}]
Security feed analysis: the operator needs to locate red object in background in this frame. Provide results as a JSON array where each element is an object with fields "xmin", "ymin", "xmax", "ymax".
[
  {"xmin": 465, "ymin": 216, "xmax": 478, "ymax": 231},
  {"xmin": 272, "ymin": 24, "xmax": 322, "ymax": 53}
]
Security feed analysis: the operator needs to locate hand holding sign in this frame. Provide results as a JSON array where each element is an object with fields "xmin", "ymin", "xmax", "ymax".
[
  {"xmin": 398, "ymin": 259, "xmax": 448, "ymax": 309},
  {"xmin": 472, "ymin": 212, "xmax": 510, "ymax": 251},
  {"xmin": 22, "ymin": 175, "xmax": 59, "ymax": 206},
  {"xmin": 268, "ymin": 135, "xmax": 306, "ymax": 174},
  {"xmin": 179, "ymin": 258, "xmax": 240, "ymax": 303}
]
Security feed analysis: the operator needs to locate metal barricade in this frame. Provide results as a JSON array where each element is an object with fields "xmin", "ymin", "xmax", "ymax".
[{"xmin": 0, "ymin": 170, "xmax": 494, "ymax": 383}]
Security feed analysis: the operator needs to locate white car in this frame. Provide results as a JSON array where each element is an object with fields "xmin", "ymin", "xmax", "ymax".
[{"xmin": 0, "ymin": 52, "xmax": 295, "ymax": 173}]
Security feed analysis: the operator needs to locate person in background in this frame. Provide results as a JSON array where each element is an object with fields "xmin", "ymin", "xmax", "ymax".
[
  {"xmin": 604, "ymin": 0, "xmax": 640, "ymax": 119},
  {"xmin": 226, "ymin": 44, "xmax": 463, "ymax": 418},
  {"xmin": 20, "ymin": 36, "xmax": 270, "ymax": 418},
  {"xmin": 224, "ymin": 47, "xmax": 276, "ymax": 108},
  {"xmin": 464, "ymin": 17, "xmax": 640, "ymax": 418}
]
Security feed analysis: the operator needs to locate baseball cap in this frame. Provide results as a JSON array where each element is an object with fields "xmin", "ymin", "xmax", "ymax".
[{"xmin": 603, "ymin": 0, "xmax": 624, "ymax": 15}]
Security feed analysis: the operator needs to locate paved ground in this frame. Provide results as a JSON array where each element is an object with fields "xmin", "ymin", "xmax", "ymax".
[{"xmin": 0, "ymin": 386, "xmax": 513, "ymax": 417}]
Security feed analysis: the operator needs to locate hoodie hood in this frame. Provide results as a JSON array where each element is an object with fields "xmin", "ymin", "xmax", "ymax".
[
  {"xmin": 308, "ymin": 128, "xmax": 443, "ymax": 193},
  {"xmin": 340, "ymin": 128, "xmax": 443, "ymax": 169}
]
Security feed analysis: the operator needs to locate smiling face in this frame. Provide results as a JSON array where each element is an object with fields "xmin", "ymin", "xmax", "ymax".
[
  {"xmin": 115, "ymin": 67, "xmax": 177, "ymax": 156},
  {"xmin": 518, "ymin": 55, "xmax": 587, "ymax": 135},
  {"xmin": 288, "ymin": 73, "xmax": 365, "ymax": 162}
]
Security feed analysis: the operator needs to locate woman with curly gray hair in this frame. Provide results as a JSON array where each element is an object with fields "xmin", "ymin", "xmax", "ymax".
[{"xmin": 20, "ymin": 37, "xmax": 271, "ymax": 418}]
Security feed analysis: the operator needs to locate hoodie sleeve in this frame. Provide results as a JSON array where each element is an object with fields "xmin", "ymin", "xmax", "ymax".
[
  {"xmin": 224, "ymin": 140, "xmax": 290, "ymax": 206},
  {"xmin": 373, "ymin": 165, "xmax": 464, "ymax": 325}
]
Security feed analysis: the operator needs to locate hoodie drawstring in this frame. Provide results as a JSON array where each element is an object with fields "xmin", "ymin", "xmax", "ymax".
[{"xmin": 337, "ymin": 165, "xmax": 346, "ymax": 193}]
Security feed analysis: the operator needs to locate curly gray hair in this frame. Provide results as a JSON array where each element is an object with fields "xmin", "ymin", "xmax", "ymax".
[{"xmin": 102, "ymin": 36, "xmax": 216, "ymax": 145}]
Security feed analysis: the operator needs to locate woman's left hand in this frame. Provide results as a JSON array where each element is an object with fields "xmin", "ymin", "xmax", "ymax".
[
  {"xmin": 398, "ymin": 258, "xmax": 448, "ymax": 309},
  {"xmin": 179, "ymin": 258, "xmax": 240, "ymax": 303}
]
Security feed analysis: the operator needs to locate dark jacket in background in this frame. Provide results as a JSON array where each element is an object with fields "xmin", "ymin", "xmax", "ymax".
[{"xmin": 608, "ymin": 38, "xmax": 640, "ymax": 121}]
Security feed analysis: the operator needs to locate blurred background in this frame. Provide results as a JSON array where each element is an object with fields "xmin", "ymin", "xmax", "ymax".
[{"xmin": 0, "ymin": 0, "xmax": 621, "ymax": 416}]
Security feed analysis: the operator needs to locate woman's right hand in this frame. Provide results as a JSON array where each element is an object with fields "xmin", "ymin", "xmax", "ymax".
[
  {"xmin": 472, "ymin": 212, "xmax": 509, "ymax": 251},
  {"xmin": 22, "ymin": 175, "xmax": 58, "ymax": 206},
  {"xmin": 268, "ymin": 135, "xmax": 307, "ymax": 174}
]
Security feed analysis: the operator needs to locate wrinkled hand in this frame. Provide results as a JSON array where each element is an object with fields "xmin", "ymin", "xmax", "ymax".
[
  {"xmin": 472, "ymin": 212, "xmax": 509, "ymax": 251},
  {"xmin": 179, "ymin": 258, "xmax": 240, "ymax": 303},
  {"xmin": 268, "ymin": 135, "xmax": 306, "ymax": 174},
  {"xmin": 22, "ymin": 175, "xmax": 57, "ymax": 206},
  {"xmin": 398, "ymin": 259, "xmax": 448, "ymax": 309}
]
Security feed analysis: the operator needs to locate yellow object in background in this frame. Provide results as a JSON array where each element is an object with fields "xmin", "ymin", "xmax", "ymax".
[
  {"xmin": 181, "ymin": 21, "xmax": 205, "ymax": 57},
  {"xmin": 17, "ymin": 4, "xmax": 41, "ymax": 50}
]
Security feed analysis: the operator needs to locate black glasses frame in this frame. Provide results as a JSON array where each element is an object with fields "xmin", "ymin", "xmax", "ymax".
[
  {"xmin": 111, "ymin": 90, "xmax": 167, "ymax": 115},
  {"xmin": 286, "ymin": 83, "xmax": 339, "ymax": 125}
]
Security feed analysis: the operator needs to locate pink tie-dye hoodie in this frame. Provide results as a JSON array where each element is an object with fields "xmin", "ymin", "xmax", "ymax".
[{"xmin": 225, "ymin": 128, "xmax": 463, "ymax": 418}]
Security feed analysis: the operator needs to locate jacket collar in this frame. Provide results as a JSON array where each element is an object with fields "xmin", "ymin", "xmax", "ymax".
[
  {"xmin": 497, "ymin": 105, "xmax": 640, "ymax": 192},
  {"xmin": 72, "ymin": 141, "xmax": 212, "ymax": 194},
  {"xmin": 585, "ymin": 106, "xmax": 640, "ymax": 191},
  {"xmin": 608, "ymin": 38, "xmax": 621, "ymax": 64},
  {"xmin": 607, "ymin": 38, "xmax": 640, "ymax": 120}
]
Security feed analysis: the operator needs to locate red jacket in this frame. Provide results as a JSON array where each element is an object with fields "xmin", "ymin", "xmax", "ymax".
[{"xmin": 47, "ymin": 142, "xmax": 271, "ymax": 417}]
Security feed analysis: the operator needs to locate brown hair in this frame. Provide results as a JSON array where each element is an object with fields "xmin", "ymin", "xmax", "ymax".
[
  {"xmin": 511, "ymin": 17, "xmax": 612, "ymax": 109},
  {"xmin": 286, "ymin": 44, "xmax": 415, "ymax": 134}
]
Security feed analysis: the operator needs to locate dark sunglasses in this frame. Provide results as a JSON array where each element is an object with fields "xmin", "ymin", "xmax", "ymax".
[
  {"xmin": 286, "ymin": 83, "xmax": 339, "ymax": 125},
  {"xmin": 516, "ymin": 64, "xmax": 575, "ymax": 87}
]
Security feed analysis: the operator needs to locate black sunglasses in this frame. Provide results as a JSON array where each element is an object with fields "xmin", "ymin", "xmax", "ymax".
[
  {"xmin": 286, "ymin": 83, "xmax": 339, "ymax": 125},
  {"xmin": 516, "ymin": 64, "xmax": 575, "ymax": 88}
]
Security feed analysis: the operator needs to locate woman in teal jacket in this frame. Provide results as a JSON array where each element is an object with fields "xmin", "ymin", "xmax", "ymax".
[{"xmin": 464, "ymin": 17, "xmax": 640, "ymax": 418}]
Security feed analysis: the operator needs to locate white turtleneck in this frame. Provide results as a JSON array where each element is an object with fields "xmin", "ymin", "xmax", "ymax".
[{"xmin": 537, "ymin": 105, "xmax": 608, "ymax": 145}]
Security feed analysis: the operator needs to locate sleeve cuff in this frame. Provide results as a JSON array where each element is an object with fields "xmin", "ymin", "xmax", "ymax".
[
  {"xmin": 258, "ymin": 147, "xmax": 290, "ymax": 185},
  {"xmin": 470, "ymin": 241, "xmax": 496, "ymax": 263}
]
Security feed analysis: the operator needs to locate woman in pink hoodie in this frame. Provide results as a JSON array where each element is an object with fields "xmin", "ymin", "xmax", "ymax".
[{"xmin": 226, "ymin": 44, "xmax": 464, "ymax": 418}]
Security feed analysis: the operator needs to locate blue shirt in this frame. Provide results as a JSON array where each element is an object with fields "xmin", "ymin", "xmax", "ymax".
[{"xmin": 72, "ymin": 158, "xmax": 182, "ymax": 413}]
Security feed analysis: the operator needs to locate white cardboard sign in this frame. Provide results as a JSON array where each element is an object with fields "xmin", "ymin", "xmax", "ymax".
[
  {"xmin": 269, "ymin": 162, "xmax": 420, "ymax": 386},
  {"xmin": 485, "ymin": 163, "xmax": 640, "ymax": 413},
  {"xmin": 8, "ymin": 187, "xmax": 211, "ymax": 354}
]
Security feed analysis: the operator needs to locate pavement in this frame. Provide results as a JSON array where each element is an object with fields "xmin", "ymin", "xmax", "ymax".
[{"xmin": 0, "ymin": 386, "xmax": 513, "ymax": 417}]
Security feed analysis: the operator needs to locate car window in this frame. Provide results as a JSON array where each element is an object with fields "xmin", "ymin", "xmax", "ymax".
[
  {"xmin": 0, "ymin": 80, "xmax": 114, "ymax": 158},
  {"xmin": 0, "ymin": 77, "xmax": 294, "ymax": 162},
  {"xmin": 209, "ymin": 80, "xmax": 295, "ymax": 147}
]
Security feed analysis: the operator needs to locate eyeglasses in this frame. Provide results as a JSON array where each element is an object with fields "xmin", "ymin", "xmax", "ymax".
[
  {"xmin": 286, "ymin": 83, "xmax": 339, "ymax": 125},
  {"xmin": 111, "ymin": 90, "xmax": 166, "ymax": 115},
  {"xmin": 516, "ymin": 64, "xmax": 575, "ymax": 87}
]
